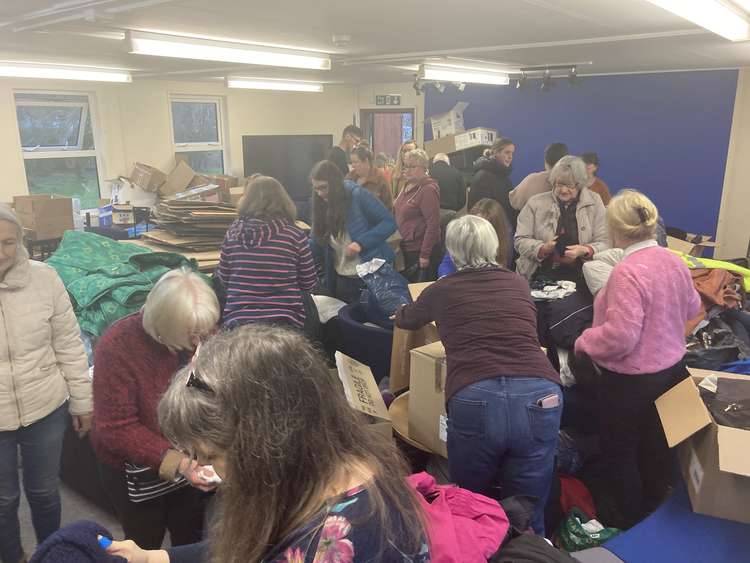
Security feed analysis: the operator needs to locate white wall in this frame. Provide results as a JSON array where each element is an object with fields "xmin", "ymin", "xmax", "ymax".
[
  {"xmin": 0, "ymin": 77, "xmax": 360, "ymax": 202},
  {"xmin": 716, "ymin": 68, "xmax": 750, "ymax": 259}
]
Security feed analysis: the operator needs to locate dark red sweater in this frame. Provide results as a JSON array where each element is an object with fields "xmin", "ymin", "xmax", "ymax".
[
  {"xmin": 91, "ymin": 312, "xmax": 189, "ymax": 471},
  {"xmin": 396, "ymin": 267, "xmax": 560, "ymax": 401}
]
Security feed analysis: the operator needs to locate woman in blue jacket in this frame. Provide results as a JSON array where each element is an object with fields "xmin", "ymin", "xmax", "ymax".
[{"xmin": 310, "ymin": 160, "xmax": 397, "ymax": 303}]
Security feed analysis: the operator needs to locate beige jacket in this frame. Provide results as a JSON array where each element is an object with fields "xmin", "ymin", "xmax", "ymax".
[
  {"xmin": 514, "ymin": 188, "xmax": 609, "ymax": 281},
  {"xmin": 509, "ymin": 170, "xmax": 551, "ymax": 211},
  {"xmin": 0, "ymin": 254, "xmax": 91, "ymax": 430}
]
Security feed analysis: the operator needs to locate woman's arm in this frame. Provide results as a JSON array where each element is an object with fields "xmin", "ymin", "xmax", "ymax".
[
  {"xmin": 351, "ymin": 187, "xmax": 397, "ymax": 252},
  {"xmin": 418, "ymin": 185, "xmax": 441, "ymax": 261},
  {"xmin": 395, "ymin": 285, "xmax": 436, "ymax": 330},
  {"xmin": 514, "ymin": 202, "xmax": 546, "ymax": 260},
  {"xmin": 587, "ymin": 198, "xmax": 609, "ymax": 254},
  {"xmin": 49, "ymin": 270, "xmax": 92, "ymax": 419},
  {"xmin": 297, "ymin": 234, "xmax": 318, "ymax": 291}
]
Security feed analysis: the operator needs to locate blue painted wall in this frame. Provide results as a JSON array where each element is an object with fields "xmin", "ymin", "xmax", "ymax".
[{"xmin": 424, "ymin": 70, "xmax": 738, "ymax": 236}]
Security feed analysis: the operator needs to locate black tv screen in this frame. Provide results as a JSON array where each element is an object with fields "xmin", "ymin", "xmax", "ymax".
[{"xmin": 242, "ymin": 134, "xmax": 333, "ymax": 221}]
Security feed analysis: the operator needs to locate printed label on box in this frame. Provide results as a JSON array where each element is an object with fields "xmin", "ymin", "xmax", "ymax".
[
  {"xmin": 689, "ymin": 445, "xmax": 704, "ymax": 493},
  {"xmin": 439, "ymin": 414, "xmax": 448, "ymax": 443}
]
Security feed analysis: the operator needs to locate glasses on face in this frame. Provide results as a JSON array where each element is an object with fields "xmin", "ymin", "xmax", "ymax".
[
  {"xmin": 554, "ymin": 181, "xmax": 577, "ymax": 191},
  {"xmin": 404, "ymin": 164, "xmax": 422, "ymax": 170},
  {"xmin": 185, "ymin": 342, "xmax": 214, "ymax": 394}
]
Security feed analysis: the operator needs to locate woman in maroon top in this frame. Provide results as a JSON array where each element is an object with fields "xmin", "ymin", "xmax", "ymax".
[
  {"xmin": 91, "ymin": 268, "xmax": 220, "ymax": 550},
  {"xmin": 396, "ymin": 215, "xmax": 561, "ymax": 536},
  {"xmin": 393, "ymin": 148, "xmax": 441, "ymax": 282}
]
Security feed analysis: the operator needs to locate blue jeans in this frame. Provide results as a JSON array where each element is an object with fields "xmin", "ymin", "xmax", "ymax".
[
  {"xmin": 447, "ymin": 377, "xmax": 562, "ymax": 536},
  {"xmin": 0, "ymin": 402, "xmax": 68, "ymax": 563}
]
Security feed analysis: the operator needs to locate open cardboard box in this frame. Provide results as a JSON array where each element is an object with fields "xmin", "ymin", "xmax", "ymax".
[
  {"xmin": 335, "ymin": 352, "xmax": 391, "ymax": 439},
  {"xmin": 667, "ymin": 235, "xmax": 717, "ymax": 258},
  {"xmin": 429, "ymin": 101, "xmax": 468, "ymax": 139},
  {"xmin": 389, "ymin": 282, "xmax": 440, "ymax": 393},
  {"xmin": 657, "ymin": 368, "xmax": 750, "ymax": 524}
]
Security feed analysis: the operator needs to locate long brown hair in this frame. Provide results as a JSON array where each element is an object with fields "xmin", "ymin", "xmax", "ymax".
[
  {"xmin": 310, "ymin": 160, "xmax": 351, "ymax": 245},
  {"xmin": 158, "ymin": 326, "xmax": 426, "ymax": 563},
  {"xmin": 469, "ymin": 198, "xmax": 510, "ymax": 267},
  {"xmin": 391, "ymin": 139, "xmax": 417, "ymax": 196},
  {"xmin": 238, "ymin": 175, "xmax": 296, "ymax": 222}
]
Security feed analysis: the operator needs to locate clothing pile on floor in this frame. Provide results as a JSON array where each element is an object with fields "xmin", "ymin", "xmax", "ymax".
[{"xmin": 46, "ymin": 231, "xmax": 193, "ymax": 337}]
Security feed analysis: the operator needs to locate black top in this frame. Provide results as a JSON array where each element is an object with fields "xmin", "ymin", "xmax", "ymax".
[
  {"xmin": 469, "ymin": 156, "xmax": 516, "ymax": 227},
  {"xmin": 430, "ymin": 161, "xmax": 466, "ymax": 211},
  {"xmin": 326, "ymin": 145, "xmax": 349, "ymax": 176},
  {"xmin": 396, "ymin": 267, "xmax": 560, "ymax": 401}
]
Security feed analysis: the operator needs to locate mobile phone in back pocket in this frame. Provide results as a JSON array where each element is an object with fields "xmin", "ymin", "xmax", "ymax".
[{"xmin": 537, "ymin": 394, "xmax": 560, "ymax": 409}]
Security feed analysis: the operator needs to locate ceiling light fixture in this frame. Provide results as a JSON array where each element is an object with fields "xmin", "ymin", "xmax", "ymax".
[
  {"xmin": 0, "ymin": 62, "xmax": 132, "ymax": 82},
  {"xmin": 128, "ymin": 31, "xmax": 332, "ymax": 70},
  {"xmin": 419, "ymin": 64, "xmax": 509, "ymax": 86},
  {"xmin": 643, "ymin": 0, "xmax": 750, "ymax": 41},
  {"xmin": 226, "ymin": 77, "xmax": 323, "ymax": 92}
]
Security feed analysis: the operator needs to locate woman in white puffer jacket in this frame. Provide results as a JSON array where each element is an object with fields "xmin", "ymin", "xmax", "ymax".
[{"xmin": 0, "ymin": 205, "xmax": 91, "ymax": 563}]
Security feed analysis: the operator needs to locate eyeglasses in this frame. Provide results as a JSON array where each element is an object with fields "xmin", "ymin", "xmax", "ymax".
[
  {"xmin": 185, "ymin": 342, "xmax": 214, "ymax": 394},
  {"xmin": 554, "ymin": 181, "xmax": 577, "ymax": 190},
  {"xmin": 404, "ymin": 164, "xmax": 423, "ymax": 170}
]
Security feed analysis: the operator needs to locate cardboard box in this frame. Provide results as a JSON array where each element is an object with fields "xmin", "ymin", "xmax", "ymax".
[
  {"xmin": 667, "ymin": 235, "xmax": 717, "ymax": 258},
  {"xmin": 229, "ymin": 186, "xmax": 245, "ymax": 207},
  {"xmin": 657, "ymin": 370, "xmax": 750, "ymax": 524},
  {"xmin": 171, "ymin": 184, "xmax": 223, "ymax": 203},
  {"xmin": 129, "ymin": 163, "xmax": 166, "ymax": 193},
  {"xmin": 14, "ymin": 195, "xmax": 78, "ymax": 240},
  {"xmin": 425, "ymin": 134, "xmax": 457, "ymax": 158},
  {"xmin": 408, "ymin": 340, "xmax": 448, "ymax": 458},
  {"xmin": 159, "ymin": 160, "xmax": 196, "ymax": 198},
  {"xmin": 455, "ymin": 127, "xmax": 497, "ymax": 151},
  {"xmin": 335, "ymin": 352, "xmax": 391, "ymax": 439},
  {"xmin": 99, "ymin": 204, "xmax": 135, "ymax": 227},
  {"xmin": 429, "ymin": 102, "xmax": 468, "ymax": 139},
  {"xmin": 389, "ymin": 392, "xmax": 432, "ymax": 452},
  {"xmin": 109, "ymin": 178, "xmax": 158, "ymax": 208}
]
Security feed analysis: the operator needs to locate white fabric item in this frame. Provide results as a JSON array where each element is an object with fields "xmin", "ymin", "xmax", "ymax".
[
  {"xmin": 356, "ymin": 258, "xmax": 386, "ymax": 278},
  {"xmin": 579, "ymin": 518, "xmax": 606, "ymax": 534},
  {"xmin": 624, "ymin": 238, "xmax": 658, "ymax": 258},
  {"xmin": 582, "ymin": 248, "xmax": 625, "ymax": 296},
  {"xmin": 311, "ymin": 294, "xmax": 347, "ymax": 324},
  {"xmin": 531, "ymin": 280, "xmax": 576, "ymax": 301},
  {"xmin": 330, "ymin": 232, "xmax": 360, "ymax": 277}
]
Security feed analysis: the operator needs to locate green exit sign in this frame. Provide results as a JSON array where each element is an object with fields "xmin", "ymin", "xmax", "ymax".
[{"xmin": 376, "ymin": 95, "xmax": 401, "ymax": 106}]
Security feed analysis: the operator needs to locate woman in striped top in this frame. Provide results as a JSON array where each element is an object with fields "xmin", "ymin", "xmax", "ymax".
[{"xmin": 217, "ymin": 176, "xmax": 317, "ymax": 329}]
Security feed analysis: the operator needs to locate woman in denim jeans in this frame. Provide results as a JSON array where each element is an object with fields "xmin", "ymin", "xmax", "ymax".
[
  {"xmin": 0, "ymin": 206, "xmax": 92, "ymax": 563},
  {"xmin": 396, "ymin": 215, "xmax": 561, "ymax": 535}
]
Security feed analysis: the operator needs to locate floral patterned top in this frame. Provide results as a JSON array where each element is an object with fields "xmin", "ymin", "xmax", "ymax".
[{"xmin": 167, "ymin": 485, "xmax": 430, "ymax": 563}]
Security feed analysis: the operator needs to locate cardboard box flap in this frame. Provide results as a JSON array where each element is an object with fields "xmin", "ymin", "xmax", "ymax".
[
  {"xmin": 656, "ymin": 377, "xmax": 713, "ymax": 448},
  {"xmin": 335, "ymin": 352, "xmax": 390, "ymax": 422},
  {"xmin": 717, "ymin": 425, "xmax": 750, "ymax": 477},
  {"xmin": 412, "ymin": 340, "xmax": 446, "ymax": 360},
  {"xmin": 408, "ymin": 282, "xmax": 433, "ymax": 301}
]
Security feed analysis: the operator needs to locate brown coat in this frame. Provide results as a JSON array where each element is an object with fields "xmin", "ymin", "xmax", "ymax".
[{"xmin": 347, "ymin": 168, "xmax": 393, "ymax": 210}]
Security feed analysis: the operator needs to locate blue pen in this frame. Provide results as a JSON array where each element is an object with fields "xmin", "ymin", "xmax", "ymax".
[{"xmin": 98, "ymin": 535, "xmax": 113, "ymax": 549}]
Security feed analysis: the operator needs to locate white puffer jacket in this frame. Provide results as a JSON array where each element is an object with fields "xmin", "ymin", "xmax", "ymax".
[{"xmin": 0, "ymin": 251, "xmax": 91, "ymax": 430}]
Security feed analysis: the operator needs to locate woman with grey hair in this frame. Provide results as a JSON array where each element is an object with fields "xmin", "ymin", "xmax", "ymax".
[
  {"xmin": 515, "ymin": 155, "xmax": 608, "ymax": 282},
  {"xmin": 396, "ymin": 215, "xmax": 561, "ymax": 536},
  {"xmin": 0, "ymin": 205, "xmax": 91, "ymax": 563},
  {"xmin": 91, "ymin": 268, "xmax": 220, "ymax": 550}
]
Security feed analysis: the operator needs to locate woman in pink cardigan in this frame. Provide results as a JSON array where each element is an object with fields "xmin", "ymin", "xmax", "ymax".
[{"xmin": 575, "ymin": 189, "xmax": 701, "ymax": 529}]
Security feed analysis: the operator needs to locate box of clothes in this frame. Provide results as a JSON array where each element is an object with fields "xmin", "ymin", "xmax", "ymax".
[{"xmin": 657, "ymin": 370, "xmax": 750, "ymax": 524}]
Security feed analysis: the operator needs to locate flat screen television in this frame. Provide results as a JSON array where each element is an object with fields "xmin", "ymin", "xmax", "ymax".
[{"xmin": 242, "ymin": 134, "xmax": 333, "ymax": 222}]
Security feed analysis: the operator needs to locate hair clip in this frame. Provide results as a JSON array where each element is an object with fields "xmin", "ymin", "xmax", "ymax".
[
  {"xmin": 185, "ymin": 342, "xmax": 213, "ymax": 394},
  {"xmin": 636, "ymin": 207, "xmax": 648, "ymax": 224}
]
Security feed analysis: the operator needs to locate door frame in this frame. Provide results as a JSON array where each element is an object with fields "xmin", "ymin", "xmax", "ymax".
[{"xmin": 359, "ymin": 108, "xmax": 416, "ymax": 154}]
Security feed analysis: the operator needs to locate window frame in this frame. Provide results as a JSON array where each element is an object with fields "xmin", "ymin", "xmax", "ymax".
[
  {"xmin": 14, "ymin": 89, "xmax": 105, "ymax": 202},
  {"xmin": 168, "ymin": 95, "xmax": 228, "ymax": 174}
]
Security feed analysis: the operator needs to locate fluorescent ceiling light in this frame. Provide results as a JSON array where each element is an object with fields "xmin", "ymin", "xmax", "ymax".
[
  {"xmin": 419, "ymin": 64, "xmax": 509, "ymax": 86},
  {"xmin": 0, "ymin": 62, "xmax": 132, "ymax": 82},
  {"xmin": 227, "ymin": 77, "xmax": 323, "ymax": 92},
  {"xmin": 128, "ymin": 31, "xmax": 331, "ymax": 70},
  {"xmin": 643, "ymin": 0, "xmax": 750, "ymax": 41}
]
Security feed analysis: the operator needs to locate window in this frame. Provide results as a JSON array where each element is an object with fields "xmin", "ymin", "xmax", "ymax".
[
  {"xmin": 170, "ymin": 97, "xmax": 227, "ymax": 175},
  {"xmin": 14, "ymin": 92, "xmax": 102, "ymax": 209}
]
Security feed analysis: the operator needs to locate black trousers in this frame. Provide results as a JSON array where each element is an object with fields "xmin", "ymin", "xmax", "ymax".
[
  {"xmin": 597, "ymin": 361, "xmax": 688, "ymax": 528},
  {"xmin": 402, "ymin": 249, "xmax": 440, "ymax": 283},
  {"xmin": 98, "ymin": 462, "xmax": 207, "ymax": 549}
]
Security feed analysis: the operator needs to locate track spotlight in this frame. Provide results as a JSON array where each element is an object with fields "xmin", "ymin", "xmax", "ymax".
[
  {"xmin": 457, "ymin": 82, "xmax": 466, "ymax": 92},
  {"xmin": 568, "ymin": 66, "xmax": 582, "ymax": 85},
  {"xmin": 540, "ymin": 69, "xmax": 552, "ymax": 92},
  {"xmin": 434, "ymin": 82, "xmax": 446, "ymax": 93}
]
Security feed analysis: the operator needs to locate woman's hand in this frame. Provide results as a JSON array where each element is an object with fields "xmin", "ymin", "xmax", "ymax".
[
  {"xmin": 71, "ymin": 413, "xmax": 92, "ymax": 438},
  {"xmin": 179, "ymin": 458, "xmax": 218, "ymax": 493},
  {"xmin": 540, "ymin": 237, "xmax": 558, "ymax": 257},
  {"xmin": 101, "ymin": 537, "xmax": 169, "ymax": 563},
  {"xmin": 345, "ymin": 242, "xmax": 362, "ymax": 257},
  {"xmin": 564, "ymin": 245, "xmax": 590, "ymax": 260}
]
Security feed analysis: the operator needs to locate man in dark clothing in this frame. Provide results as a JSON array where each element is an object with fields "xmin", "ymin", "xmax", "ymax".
[
  {"xmin": 468, "ymin": 137, "xmax": 516, "ymax": 226},
  {"xmin": 326, "ymin": 125, "xmax": 363, "ymax": 176},
  {"xmin": 430, "ymin": 153, "xmax": 465, "ymax": 211}
]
